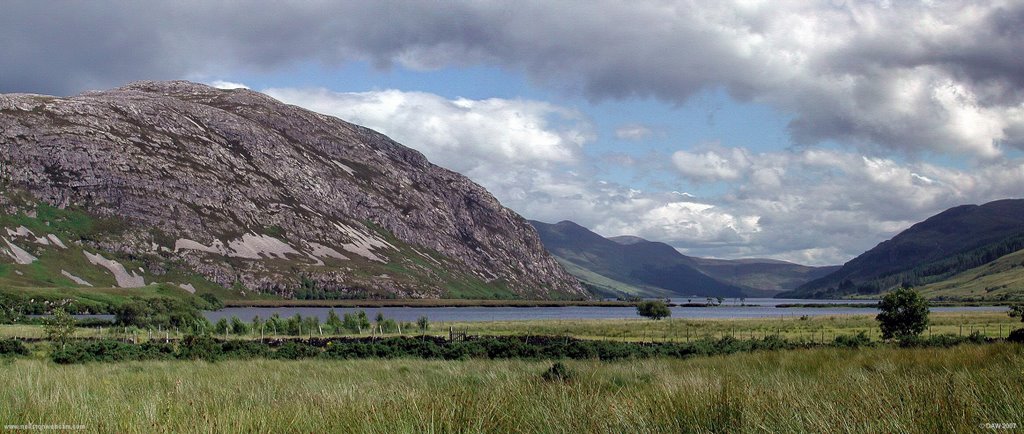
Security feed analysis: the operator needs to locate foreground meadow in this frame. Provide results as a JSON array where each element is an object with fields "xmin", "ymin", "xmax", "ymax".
[{"xmin": 1, "ymin": 343, "xmax": 1021, "ymax": 433}]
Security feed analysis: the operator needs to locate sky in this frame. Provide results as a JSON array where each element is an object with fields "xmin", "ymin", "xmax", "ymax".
[{"xmin": 2, "ymin": 0, "xmax": 1023, "ymax": 266}]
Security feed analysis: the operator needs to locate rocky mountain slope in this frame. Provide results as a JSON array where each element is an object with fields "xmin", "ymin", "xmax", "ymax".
[
  {"xmin": 0, "ymin": 81, "xmax": 586, "ymax": 299},
  {"xmin": 785, "ymin": 199, "xmax": 1024, "ymax": 298}
]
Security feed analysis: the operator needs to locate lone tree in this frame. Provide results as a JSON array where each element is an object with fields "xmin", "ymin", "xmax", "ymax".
[
  {"xmin": 44, "ymin": 307, "xmax": 76, "ymax": 350},
  {"xmin": 1010, "ymin": 304, "xmax": 1024, "ymax": 323},
  {"xmin": 876, "ymin": 286, "xmax": 930, "ymax": 340},
  {"xmin": 637, "ymin": 300, "xmax": 671, "ymax": 320}
]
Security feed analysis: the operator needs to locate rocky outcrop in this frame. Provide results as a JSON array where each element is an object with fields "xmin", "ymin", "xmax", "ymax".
[{"xmin": 0, "ymin": 81, "xmax": 586, "ymax": 299}]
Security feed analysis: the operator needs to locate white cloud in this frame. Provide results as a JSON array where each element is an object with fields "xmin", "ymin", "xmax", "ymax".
[
  {"xmin": 671, "ymin": 145, "xmax": 752, "ymax": 182},
  {"xmin": 208, "ymin": 80, "xmax": 249, "ymax": 90},
  {"xmin": 263, "ymin": 87, "xmax": 591, "ymax": 173}
]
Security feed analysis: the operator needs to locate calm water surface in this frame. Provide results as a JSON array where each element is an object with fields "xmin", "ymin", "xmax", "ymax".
[{"xmin": 203, "ymin": 298, "xmax": 1006, "ymax": 323}]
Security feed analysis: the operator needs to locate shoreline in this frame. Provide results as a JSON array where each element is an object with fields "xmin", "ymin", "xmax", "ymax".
[{"xmin": 222, "ymin": 299, "xmax": 638, "ymax": 308}]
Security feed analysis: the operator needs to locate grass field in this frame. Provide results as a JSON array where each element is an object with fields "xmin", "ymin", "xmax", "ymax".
[
  {"xmin": 0, "ymin": 343, "xmax": 1020, "ymax": 432},
  {"xmin": 1, "ymin": 311, "xmax": 1018, "ymax": 345}
]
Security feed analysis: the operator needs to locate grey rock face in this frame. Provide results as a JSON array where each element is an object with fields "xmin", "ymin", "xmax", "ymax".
[{"xmin": 0, "ymin": 81, "xmax": 586, "ymax": 299}]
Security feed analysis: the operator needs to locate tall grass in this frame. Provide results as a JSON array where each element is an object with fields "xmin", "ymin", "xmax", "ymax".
[{"xmin": 1, "ymin": 343, "xmax": 1021, "ymax": 432}]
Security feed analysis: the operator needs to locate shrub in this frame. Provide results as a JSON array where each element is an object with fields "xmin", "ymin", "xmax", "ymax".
[
  {"xmin": 637, "ymin": 300, "xmax": 671, "ymax": 320},
  {"xmin": 833, "ymin": 331, "xmax": 872, "ymax": 348},
  {"xmin": 1007, "ymin": 328, "xmax": 1024, "ymax": 343},
  {"xmin": 1009, "ymin": 305, "xmax": 1023, "ymax": 322},
  {"xmin": 198, "ymin": 293, "xmax": 224, "ymax": 310},
  {"xmin": 542, "ymin": 361, "xmax": 574, "ymax": 382},
  {"xmin": 176, "ymin": 335, "xmax": 222, "ymax": 361},
  {"xmin": 221, "ymin": 340, "xmax": 271, "ymax": 359},
  {"xmin": 115, "ymin": 297, "xmax": 204, "ymax": 328},
  {"xmin": 274, "ymin": 341, "xmax": 321, "ymax": 360},
  {"xmin": 51, "ymin": 339, "xmax": 173, "ymax": 364},
  {"xmin": 0, "ymin": 338, "xmax": 29, "ymax": 356}
]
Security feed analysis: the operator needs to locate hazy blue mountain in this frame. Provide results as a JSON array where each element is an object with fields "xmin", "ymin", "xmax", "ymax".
[
  {"xmin": 785, "ymin": 199, "xmax": 1024, "ymax": 298},
  {"xmin": 530, "ymin": 220, "xmax": 832, "ymax": 298}
]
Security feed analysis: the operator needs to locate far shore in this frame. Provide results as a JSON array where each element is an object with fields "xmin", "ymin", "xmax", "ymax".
[
  {"xmin": 223, "ymin": 299, "xmax": 638, "ymax": 308},
  {"xmin": 223, "ymin": 298, "xmax": 1014, "ymax": 308}
]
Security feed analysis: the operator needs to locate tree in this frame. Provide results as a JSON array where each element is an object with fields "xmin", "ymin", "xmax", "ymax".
[
  {"xmin": 416, "ymin": 315, "xmax": 430, "ymax": 333},
  {"xmin": 357, "ymin": 310, "xmax": 371, "ymax": 330},
  {"xmin": 1010, "ymin": 304, "xmax": 1024, "ymax": 322},
  {"xmin": 214, "ymin": 318, "xmax": 230, "ymax": 335},
  {"xmin": 637, "ymin": 300, "xmax": 671, "ymax": 320},
  {"xmin": 44, "ymin": 307, "xmax": 76, "ymax": 349},
  {"xmin": 230, "ymin": 316, "xmax": 249, "ymax": 335},
  {"xmin": 342, "ymin": 313, "xmax": 359, "ymax": 333},
  {"xmin": 326, "ymin": 309, "xmax": 343, "ymax": 334},
  {"xmin": 876, "ymin": 286, "xmax": 930, "ymax": 340}
]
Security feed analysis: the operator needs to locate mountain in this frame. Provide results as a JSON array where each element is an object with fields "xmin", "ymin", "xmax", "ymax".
[
  {"xmin": 785, "ymin": 199, "xmax": 1024, "ymax": 298},
  {"xmin": 690, "ymin": 257, "xmax": 839, "ymax": 293},
  {"xmin": 0, "ymin": 81, "xmax": 586, "ymax": 300},
  {"xmin": 917, "ymin": 248, "xmax": 1024, "ymax": 301},
  {"xmin": 531, "ymin": 220, "xmax": 753, "ymax": 298}
]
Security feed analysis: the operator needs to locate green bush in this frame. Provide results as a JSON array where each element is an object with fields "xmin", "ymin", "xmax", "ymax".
[
  {"xmin": 0, "ymin": 338, "xmax": 29, "ymax": 356},
  {"xmin": 51, "ymin": 340, "xmax": 174, "ymax": 364},
  {"xmin": 115, "ymin": 297, "xmax": 204, "ymax": 328},
  {"xmin": 1008, "ymin": 328, "xmax": 1024, "ymax": 343},
  {"xmin": 274, "ymin": 342, "xmax": 321, "ymax": 360},
  {"xmin": 637, "ymin": 300, "xmax": 671, "ymax": 320},
  {"xmin": 176, "ymin": 335, "xmax": 222, "ymax": 361},
  {"xmin": 833, "ymin": 331, "xmax": 873, "ymax": 348},
  {"xmin": 198, "ymin": 293, "xmax": 224, "ymax": 310},
  {"xmin": 542, "ymin": 361, "xmax": 573, "ymax": 382}
]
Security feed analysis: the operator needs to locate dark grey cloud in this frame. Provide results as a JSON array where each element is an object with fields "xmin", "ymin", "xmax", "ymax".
[{"xmin": 3, "ymin": 1, "xmax": 1022, "ymax": 156}]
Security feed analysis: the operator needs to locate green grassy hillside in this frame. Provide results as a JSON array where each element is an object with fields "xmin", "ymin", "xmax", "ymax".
[
  {"xmin": 919, "ymin": 249, "xmax": 1024, "ymax": 301},
  {"xmin": 788, "ymin": 199, "xmax": 1024, "ymax": 298}
]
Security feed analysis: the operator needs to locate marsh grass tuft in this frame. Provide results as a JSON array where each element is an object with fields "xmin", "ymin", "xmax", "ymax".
[{"xmin": 542, "ymin": 361, "xmax": 574, "ymax": 382}]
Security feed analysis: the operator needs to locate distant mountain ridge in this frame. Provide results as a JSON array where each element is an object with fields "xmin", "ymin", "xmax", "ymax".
[
  {"xmin": 530, "ymin": 220, "xmax": 835, "ymax": 298},
  {"xmin": 784, "ymin": 199, "xmax": 1024, "ymax": 298}
]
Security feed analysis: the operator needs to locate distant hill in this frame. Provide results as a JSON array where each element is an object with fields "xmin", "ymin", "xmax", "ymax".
[
  {"xmin": 530, "ymin": 220, "xmax": 834, "ymax": 298},
  {"xmin": 918, "ymin": 248, "xmax": 1024, "ymax": 301},
  {"xmin": 691, "ymin": 258, "xmax": 839, "ymax": 293},
  {"xmin": 784, "ymin": 199, "xmax": 1024, "ymax": 298},
  {"xmin": 530, "ymin": 220, "xmax": 744, "ymax": 298}
]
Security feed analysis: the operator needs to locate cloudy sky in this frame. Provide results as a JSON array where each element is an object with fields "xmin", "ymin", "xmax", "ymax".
[{"xmin": 3, "ymin": 1, "xmax": 1023, "ymax": 265}]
